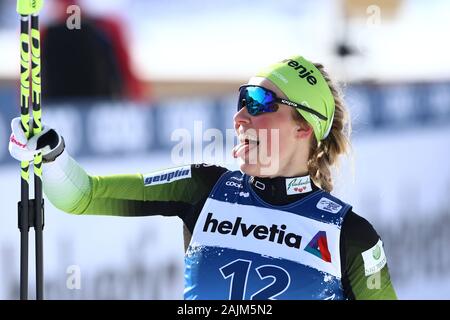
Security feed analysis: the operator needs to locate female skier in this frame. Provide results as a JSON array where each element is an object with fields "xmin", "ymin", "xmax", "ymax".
[{"xmin": 9, "ymin": 55, "xmax": 397, "ymax": 300}]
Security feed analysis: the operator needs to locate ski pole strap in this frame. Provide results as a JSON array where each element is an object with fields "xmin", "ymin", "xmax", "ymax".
[{"xmin": 17, "ymin": 0, "xmax": 44, "ymax": 15}]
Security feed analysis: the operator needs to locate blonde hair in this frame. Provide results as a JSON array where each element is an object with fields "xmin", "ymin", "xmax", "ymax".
[{"xmin": 292, "ymin": 63, "xmax": 352, "ymax": 193}]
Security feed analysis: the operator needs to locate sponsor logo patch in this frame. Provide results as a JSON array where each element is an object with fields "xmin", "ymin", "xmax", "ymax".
[
  {"xmin": 225, "ymin": 180, "xmax": 243, "ymax": 188},
  {"xmin": 362, "ymin": 239, "xmax": 387, "ymax": 276},
  {"xmin": 201, "ymin": 212, "xmax": 331, "ymax": 262},
  {"xmin": 143, "ymin": 166, "xmax": 191, "ymax": 186},
  {"xmin": 285, "ymin": 176, "xmax": 312, "ymax": 195},
  {"xmin": 316, "ymin": 197, "xmax": 342, "ymax": 214}
]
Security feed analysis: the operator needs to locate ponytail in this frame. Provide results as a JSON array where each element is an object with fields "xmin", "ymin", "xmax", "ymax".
[{"xmin": 292, "ymin": 63, "xmax": 352, "ymax": 192}]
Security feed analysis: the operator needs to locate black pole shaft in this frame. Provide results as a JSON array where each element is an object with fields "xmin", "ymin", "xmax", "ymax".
[
  {"xmin": 20, "ymin": 178, "xmax": 29, "ymax": 300},
  {"xmin": 31, "ymin": 13, "xmax": 44, "ymax": 300},
  {"xmin": 35, "ymin": 180, "xmax": 44, "ymax": 300}
]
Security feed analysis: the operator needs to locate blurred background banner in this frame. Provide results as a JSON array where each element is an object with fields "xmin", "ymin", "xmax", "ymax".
[{"xmin": 1, "ymin": 0, "xmax": 449, "ymax": 299}]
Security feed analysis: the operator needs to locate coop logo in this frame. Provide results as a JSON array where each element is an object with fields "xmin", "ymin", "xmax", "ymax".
[
  {"xmin": 202, "ymin": 212, "xmax": 331, "ymax": 262},
  {"xmin": 281, "ymin": 58, "xmax": 318, "ymax": 86},
  {"xmin": 225, "ymin": 180, "xmax": 242, "ymax": 188},
  {"xmin": 143, "ymin": 166, "xmax": 191, "ymax": 186}
]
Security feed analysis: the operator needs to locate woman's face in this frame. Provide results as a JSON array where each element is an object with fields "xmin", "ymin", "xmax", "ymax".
[{"xmin": 233, "ymin": 77, "xmax": 312, "ymax": 177}]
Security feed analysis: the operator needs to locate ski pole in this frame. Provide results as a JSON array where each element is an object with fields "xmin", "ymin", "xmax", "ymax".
[{"xmin": 16, "ymin": 0, "xmax": 44, "ymax": 300}]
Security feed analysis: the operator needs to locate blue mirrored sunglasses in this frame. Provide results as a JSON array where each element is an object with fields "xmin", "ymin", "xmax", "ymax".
[{"xmin": 237, "ymin": 85, "xmax": 327, "ymax": 120}]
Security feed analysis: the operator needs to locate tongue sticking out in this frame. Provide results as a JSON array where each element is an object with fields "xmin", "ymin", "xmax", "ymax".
[
  {"xmin": 232, "ymin": 139, "xmax": 259, "ymax": 159},
  {"xmin": 232, "ymin": 143, "xmax": 246, "ymax": 159}
]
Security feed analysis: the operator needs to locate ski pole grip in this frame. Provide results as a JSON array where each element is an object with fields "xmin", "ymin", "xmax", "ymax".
[{"xmin": 17, "ymin": 0, "xmax": 44, "ymax": 15}]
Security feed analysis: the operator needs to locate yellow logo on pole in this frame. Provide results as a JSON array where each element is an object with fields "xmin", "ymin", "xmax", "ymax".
[{"xmin": 17, "ymin": 0, "xmax": 44, "ymax": 15}]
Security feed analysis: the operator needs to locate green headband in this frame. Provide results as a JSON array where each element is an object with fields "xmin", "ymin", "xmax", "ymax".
[{"xmin": 256, "ymin": 55, "xmax": 335, "ymax": 141}]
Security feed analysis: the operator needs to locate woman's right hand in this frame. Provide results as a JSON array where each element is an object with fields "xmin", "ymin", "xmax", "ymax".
[{"xmin": 8, "ymin": 117, "xmax": 65, "ymax": 163}]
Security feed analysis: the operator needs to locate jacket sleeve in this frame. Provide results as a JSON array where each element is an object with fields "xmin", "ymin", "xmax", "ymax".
[
  {"xmin": 42, "ymin": 150, "xmax": 226, "ymax": 220},
  {"xmin": 340, "ymin": 211, "xmax": 398, "ymax": 300}
]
